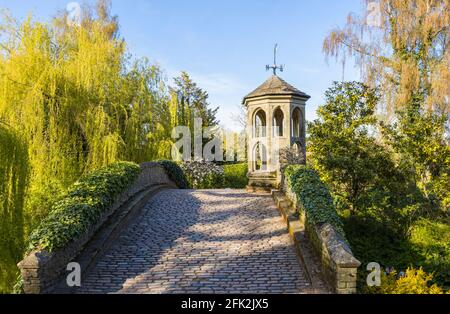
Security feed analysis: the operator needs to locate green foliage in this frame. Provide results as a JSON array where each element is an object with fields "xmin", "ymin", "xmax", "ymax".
[
  {"xmin": 284, "ymin": 165, "xmax": 346, "ymax": 237},
  {"xmin": 0, "ymin": 125, "xmax": 29, "ymax": 293},
  {"xmin": 159, "ymin": 161, "xmax": 248, "ymax": 190},
  {"xmin": 409, "ymin": 218, "xmax": 450, "ymax": 288},
  {"xmin": 0, "ymin": 1, "xmax": 219, "ymax": 293},
  {"xmin": 27, "ymin": 162, "xmax": 140, "ymax": 253},
  {"xmin": 0, "ymin": 0, "xmax": 218, "ymax": 218},
  {"xmin": 308, "ymin": 81, "xmax": 430, "ymax": 238},
  {"xmin": 12, "ymin": 274, "xmax": 23, "ymax": 295},
  {"xmin": 344, "ymin": 215, "xmax": 450, "ymax": 292},
  {"xmin": 158, "ymin": 160, "xmax": 190, "ymax": 189},
  {"xmin": 223, "ymin": 163, "xmax": 248, "ymax": 189},
  {"xmin": 308, "ymin": 82, "xmax": 395, "ymax": 213},
  {"xmin": 343, "ymin": 214, "xmax": 417, "ymax": 291},
  {"xmin": 311, "ymin": 83, "xmax": 450, "ymax": 293},
  {"xmin": 0, "ymin": 2, "xmax": 167, "ymax": 230},
  {"xmin": 181, "ymin": 162, "xmax": 225, "ymax": 189},
  {"xmin": 382, "ymin": 100, "xmax": 450, "ymax": 212},
  {"xmin": 171, "ymin": 72, "xmax": 219, "ymax": 131}
]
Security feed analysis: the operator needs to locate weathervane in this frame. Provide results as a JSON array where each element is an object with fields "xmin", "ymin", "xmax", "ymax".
[{"xmin": 266, "ymin": 44, "xmax": 284, "ymax": 75}]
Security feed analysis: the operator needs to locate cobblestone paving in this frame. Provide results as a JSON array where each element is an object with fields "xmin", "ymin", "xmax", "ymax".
[{"xmin": 78, "ymin": 190, "xmax": 311, "ymax": 294}]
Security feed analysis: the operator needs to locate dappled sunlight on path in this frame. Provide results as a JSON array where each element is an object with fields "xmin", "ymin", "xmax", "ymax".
[{"xmin": 77, "ymin": 190, "xmax": 310, "ymax": 294}]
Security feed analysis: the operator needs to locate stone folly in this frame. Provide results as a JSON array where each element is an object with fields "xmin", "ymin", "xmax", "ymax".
[{"xmin": 244, "ymin": 75, "xmax": 310, "ymax": 190}]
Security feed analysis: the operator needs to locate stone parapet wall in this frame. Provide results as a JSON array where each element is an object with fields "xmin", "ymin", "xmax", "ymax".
[
  {"xmin": 18, "ymin": 163, "xmax": 177, "ymax": 294},
  {"xmin": 304, "ymin": 220, "xmax": 360, "ymax": 294},
  {"xmin": 284, "ymin": 183, "xmax": 360, "ymax": 294}
]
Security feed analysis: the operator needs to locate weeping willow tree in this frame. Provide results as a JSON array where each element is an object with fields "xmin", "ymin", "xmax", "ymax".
[
  {"xmin": 0, "ymin": 124, "xmax": 29, "ymax": 293},
  {"xmin": 0, "ymin": 2, "xmax": 124, "ymax": 223},
  {"xmin": 0, "ymin": 0, "xmax": 172, "ymax": 222},
  {"xmin": 0, "ymin": 0, "xmax": 176, "ymax": 292},
  {"xmin": 121, "ymin": 58, "xmax": 174, "ymax": 162},
  {"xmin": 323, "ymin": 0, "xmax": 449, "ymax": 117},
  {"xmin": 0, "ymin": 0, "xmax": 219, "ymax": 292},
  {"xmin": 322, "ymin": 0, "xmax": 450, "ymax": 215}
]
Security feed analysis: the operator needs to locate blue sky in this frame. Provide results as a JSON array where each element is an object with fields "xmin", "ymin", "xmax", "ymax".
[{"xmin": 0, "ymin": 0, "xmax": 363, "ymax": 131}]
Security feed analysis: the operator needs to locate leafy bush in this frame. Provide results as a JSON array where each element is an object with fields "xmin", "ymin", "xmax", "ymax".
[
  {"xmin": 27, "ymin": 162, "xmax": 140, "ymax": 253},
  {"xmin": 368, "ymin": 267, "xmax": 446, "ymax": 294},
  {"xmin": 223, "ymin": 163, "xmax": 248, "ymax": 189},
  {"xmin": 0, "ymin": 125, "xmax": 29, "ymax": 293},
  {"xmin": 160, "ymin": 161, "xmax": 247, "ymax": 189},
  {"xmin": 284, "ymin": 165, "xmax": 346, "ymax": 237},
  {"xmin": 343, "ymin": 214, "xmax": 419, "ymax": 291},
  {"xmin": 158, "ymin": 160, "xmax": 190, "ymax": 189},
  {"xmin": 181, "ymin": 161, "xmax": 225, "ymax": 189},
  {"xmin": 409, "ymin": 218, "xmax": 450, "ymax": 288},
  {"xmin": 343, "ymin": 215, "xmax": 450, "ymax": 292}
]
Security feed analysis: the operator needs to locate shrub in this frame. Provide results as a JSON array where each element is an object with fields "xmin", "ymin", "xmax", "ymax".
[
  {"xmin": 409, "ymin": 218, "xmax": 450, "ymax": 288},
  {"xmin": 223, "ymin": 163, "xmax": 248, "ymax": 189},
  {"xmin": 368, "ymin": 267, "xmax": 446, "ymax": 294},
  {"xmin": 284, "ymin": 165, "xmax": 346, "ymax": 237},
  {"xmin": 27, "ymin": 162, "xmax": 140, "ymax": 253},
  {"xmin": 342, "ymin": 214, "xmax": 421, "ymax": 291},
  {"xmin": 181, "ymin": 161, "xmax": 224, "ymax": 189},
  {"xmin": 158, "ymin": 160, "xmax": 190, "ymax": 189},
  {"xmin": 343, "ymin": 215, "xmax": 450, "ymax": 292}
]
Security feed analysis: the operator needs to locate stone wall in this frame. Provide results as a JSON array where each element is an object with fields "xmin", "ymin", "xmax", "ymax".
[
  {"xmin": 18, "ymin": 162, "xmax": 177, "ymax": 294},
  {"xmin": 284, "ymin": 183, "xmax": 360, "ymax": 294}
]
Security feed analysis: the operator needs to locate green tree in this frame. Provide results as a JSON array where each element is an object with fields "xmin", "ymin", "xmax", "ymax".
[
  {"xmin": 309, "ymin": 81, "xmax": 429, "ymax": 237},
  {"xmin": 171, "ymin": 72, "xmax": 219, "ymax": 129},
  {"xmin": 0, "ymin": 0, "xmax": 220, "ymax": 293},
  {"xmin": 170, "ymin": 72, "xmax": 219, "ymax": 159},
  {"xmin": 0, "ymin": 124, "xmax": 29, "ymax": 293},
  {"xmin": 382, "ymin": 100, "xmax": 450, "ymax": 212},
  {"xmin": 0, "ymin": 1, "xmax": 181, "ymax": 225},
  {"xmin": 309, "ymin": 82, "xmax": 391, "ymax": 213},
  {"xmin": 121, "ymin": 58, "xmax": 172, "ymax": 162}
]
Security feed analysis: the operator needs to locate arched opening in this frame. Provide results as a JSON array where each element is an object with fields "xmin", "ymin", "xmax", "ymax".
[
  {"xmin": 292, "ymin": 108, "xmax": 303, "ymax": 138},
  {"xmin": 273, "ymin": 108, "xmax": 284, "ymax": 137},
  {"xmin": 253, "ymin": 142, "xmax": 267, "ymax": 171},
  {"xmin": 254, "ymin": 109, "xmax": 267, "ymax": 138}
]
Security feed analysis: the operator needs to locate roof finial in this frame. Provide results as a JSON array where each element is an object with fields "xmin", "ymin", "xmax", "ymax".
[{"xmin": 266, "ymin": 44, "xmax": 284, "ymax": 76}]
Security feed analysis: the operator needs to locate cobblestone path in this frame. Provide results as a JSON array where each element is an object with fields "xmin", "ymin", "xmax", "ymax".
[{"xmin": 78, "ymin": 190, "xmax": 311, "ymax": 294}]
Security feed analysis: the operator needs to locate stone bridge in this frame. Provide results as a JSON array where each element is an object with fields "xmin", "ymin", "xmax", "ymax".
[
  {"xmin": 76, "ymin": 189, "xmax": 322, "ymax": 294},
  {"xmin": 19, "ymin": 163, "xmax": 359, "ymax": 294}
]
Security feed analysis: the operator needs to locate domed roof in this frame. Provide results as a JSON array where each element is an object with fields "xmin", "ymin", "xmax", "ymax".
[{"xmin": 243, "ymin": 75, "xmax": 310, "ymax": 104}]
